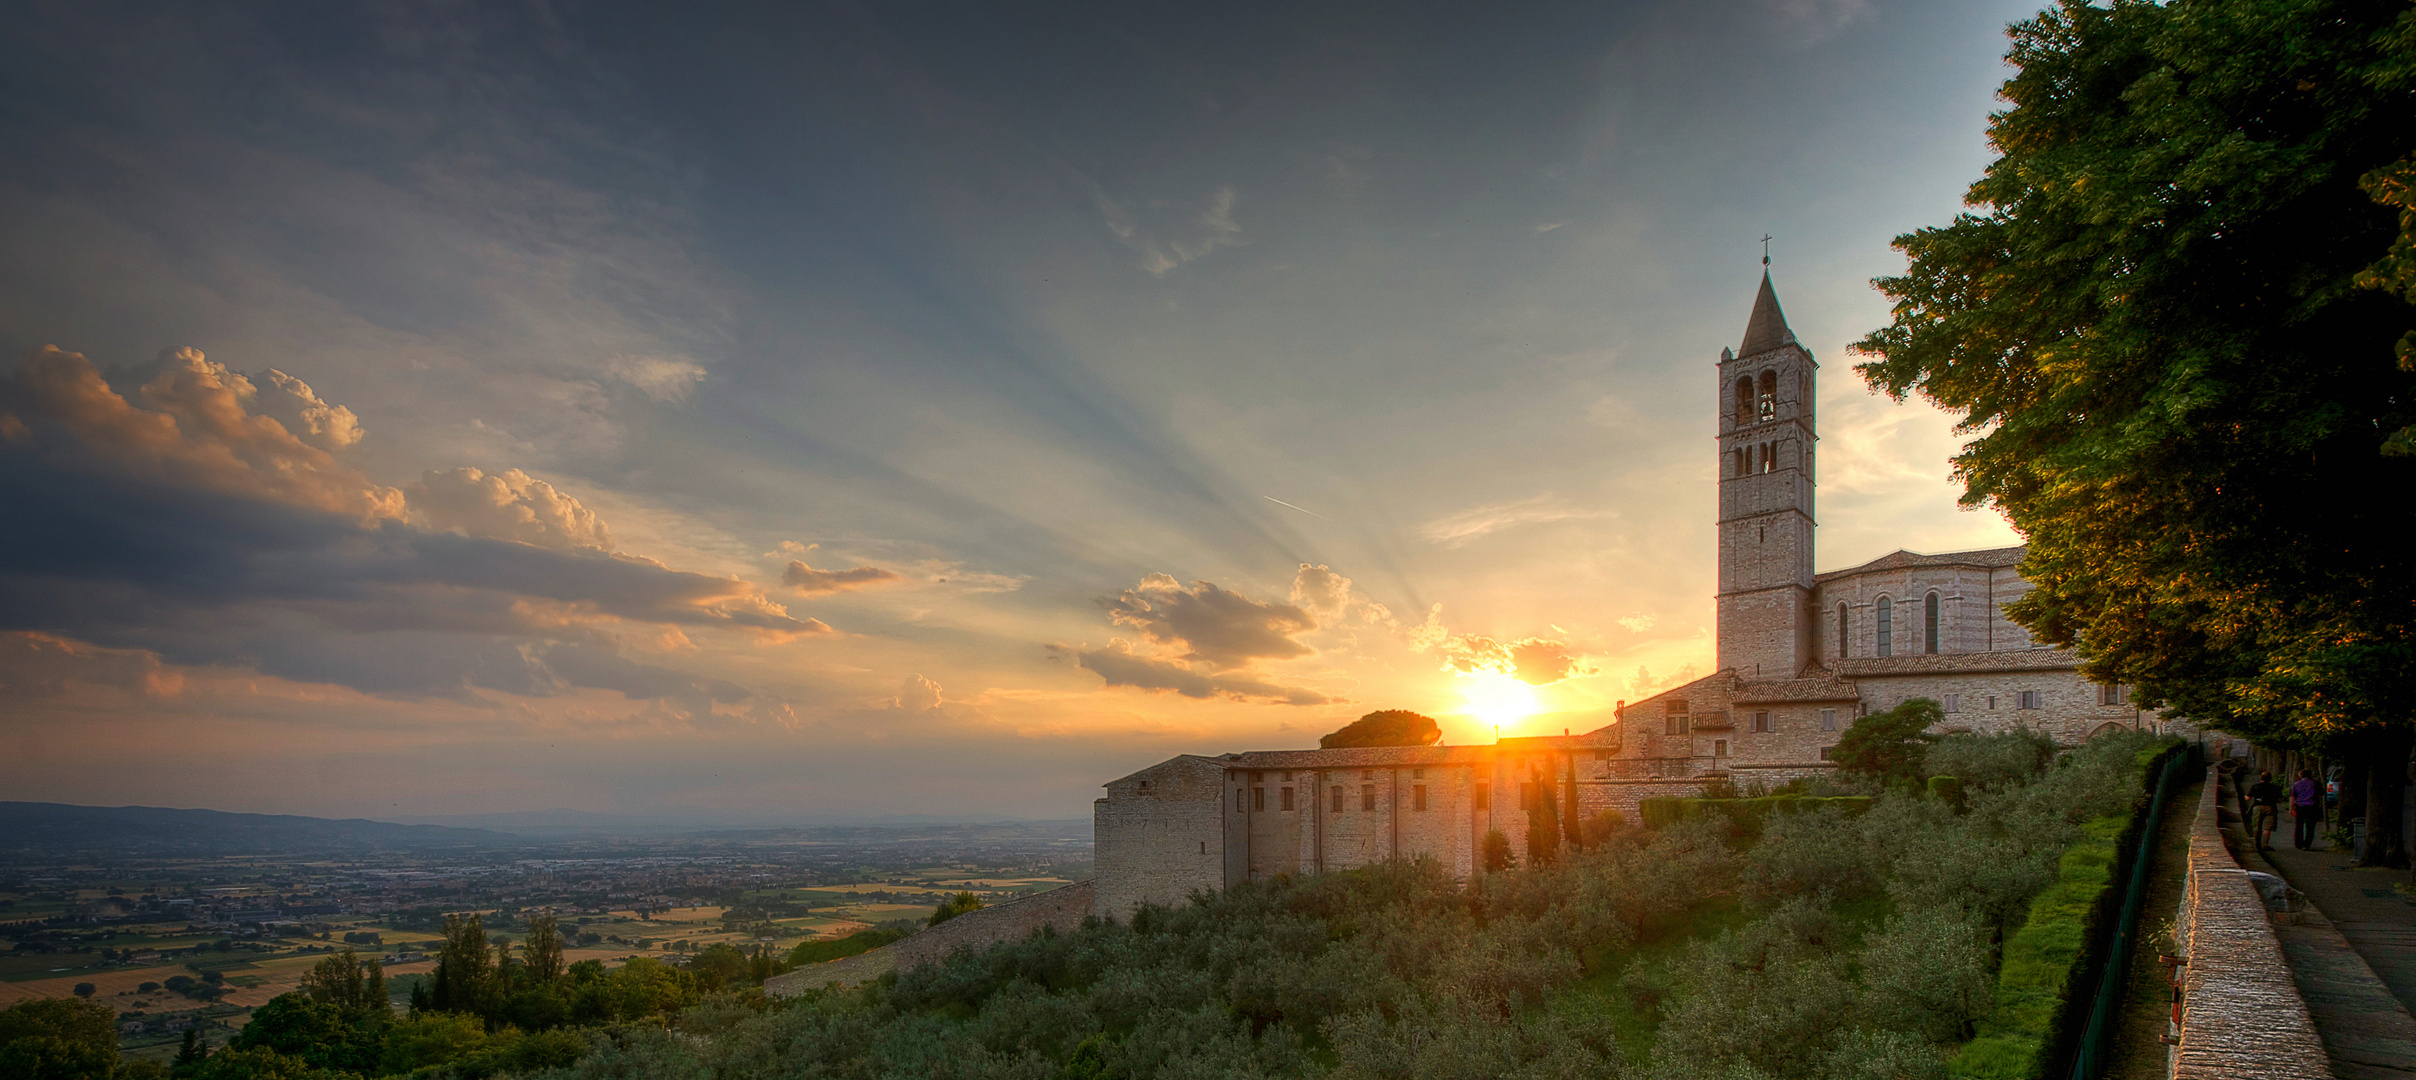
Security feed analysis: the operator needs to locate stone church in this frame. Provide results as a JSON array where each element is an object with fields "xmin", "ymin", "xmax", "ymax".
[{"xmin": 1088, "ymin": 272, "xmax": 2170, "ymax": 920}]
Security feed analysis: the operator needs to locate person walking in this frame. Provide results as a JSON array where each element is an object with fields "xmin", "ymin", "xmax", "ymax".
[
  {"xmin": 2291, "ymin": 768, "xmax": 2323, "ymax": 850},
  {"xmin": 2247, "ymin": 770, "xmax": 2284, "ymax": 852}
]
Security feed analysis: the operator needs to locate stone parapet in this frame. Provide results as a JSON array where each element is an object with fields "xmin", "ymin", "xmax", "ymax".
[
  {"xmin": 2172, "ymin": 767, "xmax": 2328, "ymax": 1079},
  {"xmin": 765, "ymin": 880, "xmax": 1095, "ymax": 997}
]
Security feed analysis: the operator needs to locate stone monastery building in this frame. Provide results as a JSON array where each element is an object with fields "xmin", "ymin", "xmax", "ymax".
[{"xmin": 1088, "ymin": 272, "xmax": 2170, "ymax": 921}]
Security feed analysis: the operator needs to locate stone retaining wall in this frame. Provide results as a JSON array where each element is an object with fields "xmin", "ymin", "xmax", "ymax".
[
  {"xmin": 2171, "ymin": 766, "xmax": 2328, "ymax": 1079},
  {"xmin": 765, "ymin": 880, "xmax": 1095, "ymax": 997}
]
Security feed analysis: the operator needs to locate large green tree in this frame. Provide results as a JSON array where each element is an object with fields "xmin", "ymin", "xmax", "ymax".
[
  {"xmin": 1853, "ymin": 0, "xmax": 2416, "ymax": 866},
  {"xmin": 1319, "ymin": 709, "xmax": 1441, "ymax": 749},
  {"xmin": 0, "ymin": 998, "xmax": 118, "ymax": 1080}
]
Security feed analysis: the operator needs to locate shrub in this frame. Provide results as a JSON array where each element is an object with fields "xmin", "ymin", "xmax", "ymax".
[
  {"xmin": 1925, "ymin": 728, "xmax": 2057, "ymax": 791},
  {"xmin": 1832, "ymin": 699, "xmax": 1944, "ymax": 786}
]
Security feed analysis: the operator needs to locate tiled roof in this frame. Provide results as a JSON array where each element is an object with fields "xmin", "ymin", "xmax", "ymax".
[
  {"xmin": 1814, "ymin": 544, "xmax": 2027, "ymax": 583},
  {"xmin": 1729, "ymin": 668, "xmax": 1862, "ymax": 703}
]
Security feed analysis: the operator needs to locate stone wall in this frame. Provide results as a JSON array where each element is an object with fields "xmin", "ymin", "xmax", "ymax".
[
  {"xmin": 765, "ymin": 880, "xmax": 1096, "ymax": 997},
  {"xmin": 1094, "ymin": 756, "xmax": 1228, "ymax": 920},
  {"xmin": 2170, "ymin": 765, "xmax": 2327, "ymax": 1079}
]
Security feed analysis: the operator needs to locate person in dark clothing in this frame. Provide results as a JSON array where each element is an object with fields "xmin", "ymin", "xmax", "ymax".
[
  {"xmin": 2291, "ymin": 768, "xmax": 2323, "ymax": 850},
  {"xmin": 2247, "ymin": 771, "xmax": 2284, "ymax": 851}
]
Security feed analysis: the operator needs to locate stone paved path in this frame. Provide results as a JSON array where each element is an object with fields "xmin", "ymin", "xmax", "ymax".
[{"xmin": 2254, "ymin": 836, "xmax": 2416, "ymax": 1079}]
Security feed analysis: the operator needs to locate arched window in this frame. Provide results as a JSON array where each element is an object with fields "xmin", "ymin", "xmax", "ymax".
[
  {"xmin": 1876, "ymin": 596, "xmax": 1893, "ymax": 657},
  {"xmin": 1837, "ymin": 602, "xmax": 1850, "ymax": 658},
  {"xmin": 1757, "ymin": 371, "xmax": 1778, "ymax": 422},
  {"xmin": 1733, "ymin": 448, "xmax": 1747, "ymax": 477},
  {"xmin": 1759, "ymin": 442, "xmax": 1774, "ymax": 473},
  {"xmin": 1735, "ymin": 378, "xmax": 1754, "ymax": 425},
  {"xmin": 1924, "ymin": 592, "xmax": 1941, "ymax": 654}
]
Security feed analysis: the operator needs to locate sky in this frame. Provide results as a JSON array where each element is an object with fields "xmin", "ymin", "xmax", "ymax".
[{"xmin": 0, "ymin": 0, "xmax": 2039, "ymax": 824}]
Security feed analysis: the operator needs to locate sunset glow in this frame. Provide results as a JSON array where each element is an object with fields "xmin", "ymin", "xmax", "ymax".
[{"xmin": 1458, "ymin": 672, "xmax": 1542, "ymax": 732}]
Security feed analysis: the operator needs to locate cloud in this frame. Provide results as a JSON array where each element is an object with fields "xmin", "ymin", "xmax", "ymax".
[
  {"xmin": 1288, "ymin": 563, "xmax": 1393, "ymax": 628},
  {"xmin": 0, "ymin": 344, "xmax": 823, "ymax": 711},
  {"xmin": 1069, "ymin": 642, "xmax": 1331, "ymax": 705},
  {"xmin": 408, "ymin": 467, "xmax": 614, "ymax": 551},
  {"xmin": 1097, "ymin": 185, "xmax": 1245, "ymax": 276},
  {"xmin": 0, "ymin": 631, "xmax": 183, "ymax": 699},
  {"xmin": 1430, "ymin": 633, "xmax": 1597, "ymax": 686},
  {"xmin": 1617, "ymin": 612, "xmax": 1657, "ymax": 632},
  {"xmin": 1100, "ymin": 574, "xmax": 1316, "ymax": 670},
  {"xmin": 1418, "ymin": 494, "xmax": 1609, "ymax": 545},
  {"xmin": 893, "ymin": 674, "xmax": 943, "ymax": 711},
  {"xmin": 784, "ymin": 558, "xmax": 904, "ymax": 595},
  {"xmin": 1, "ymin": 346, "xmax": 405, "ymax": 522},
  {"xmin": 605, "ymin": 354, "xmax": 708, "ymax": 401}
]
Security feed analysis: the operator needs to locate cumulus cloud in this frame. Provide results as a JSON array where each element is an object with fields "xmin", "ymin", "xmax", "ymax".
[
  {"xmin": 1100, "ymin": 574, "xmax": 1316, "ymax": 670},
  {"xmin": 1419, "ymin": 494, "xmax": 1609, "ymax": 545},
  {"xmin": 892, "ymin": 674, "xmax": 943, "ymax": 711},
  {"xmin": 1069, "ymin": 642, "xmax": 1331, "ymax": 705},
  {"xmin": 0, "ymin": 344, "xmax": 821, "ymax": 714},
  {"xmin": 1430, "ymin": 634, "xmax": 1597, "ymax": 686},
  {"xmin": 408, "ymin": 467, "xmax": 614, "ymax": 550},
  {"xmin": 784, "ymin": 557, "xmax": 904, "ymax": 595},
  {"xmin": 1, "ymin": 346, "xmax": 405, "ymax": 521}
]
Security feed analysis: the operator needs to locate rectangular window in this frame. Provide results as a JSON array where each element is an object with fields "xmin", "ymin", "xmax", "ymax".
[
  {"xmin": 1252, "ymin": 787, "xmax": 1265, "ymax": 812},
  {"xmin": 1665, "ymin": 699, "xmax": 1691, "ymax": 735},
  {"xmin": 2099, "ymin": 683, "xmax": 2128, "ymax": 706},
  {"xmin": 1473, "ymin": 783, "xmax": 1490, "ymax": 811},
  {"xmin": 1714, "ymin": 739, "xmax": 1728, "ymax": 757},
  {"xmin": 1752, "ymin": 710, "xmax": 1770, "ymax": 733},
  {"xmin": 1412, "ymin": 785, "xmax": 1428, "ymax": 811},
  {"xmin": 1943, "ymin": 694, "xmax": 1960, "ymax": 714},
  {"xmin": 1987, "ymin": 696, "xmax": 1997, "ymax": 710},
  {"xmin": 1412, "ymin": 767, "xmax": 1424, "ymax": 779},
  {"xmin": 1819, "ymin": 746, "xmax": 1835, "ymax": 761},
  {"xmin": 1332, "ymin": 786, "xmax": 1344, "ymax": 813},
  {"xmin": 2019, "ymin": 690, "xmax": 2042, "ymax": 710},
  {"xmin": 1819, "ymin": 708, "xmax": 1837, "ymax": 732},
  {"xmin": 1361, "ymin": 784, "xmax": 1377, "ymax": 812},
  {"xmin": 1280, "ymin": 787, "xmax": 1295, "ymax": 811}
]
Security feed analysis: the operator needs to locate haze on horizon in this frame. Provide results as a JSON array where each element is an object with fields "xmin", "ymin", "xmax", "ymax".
[{"xmin": 0, "ymin": 0, "xmax": 2035, "ymax": 824}]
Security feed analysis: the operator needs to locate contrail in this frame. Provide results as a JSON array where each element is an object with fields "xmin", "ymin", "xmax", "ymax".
[{"xmin": 1263, "ymin": 496, "xmax": 1330, "ymax": 521}]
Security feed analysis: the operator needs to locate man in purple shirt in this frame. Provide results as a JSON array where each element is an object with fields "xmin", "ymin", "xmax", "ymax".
[{"xmin": 2291, "ymin": 768, "xmax": 2322, "ymax": 850}]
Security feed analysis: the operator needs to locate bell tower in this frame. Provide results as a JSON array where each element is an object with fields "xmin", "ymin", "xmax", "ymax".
[{"xmin": 1715, "ymin": 271, "xmax": 1817, "ymax": 679}]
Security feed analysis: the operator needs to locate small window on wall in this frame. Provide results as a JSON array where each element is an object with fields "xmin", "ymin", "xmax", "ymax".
[
  {"xmin": 1819, "ymin": 746, "xmax": 1835, "ymax": 761},
  {"xmin": 1137, "ymin": 780, "xmax": 1152, "ymax": 793},
  {"xmin": 1943, "ymin": 694, "xmax": 1960, "ymax": 714},
  {"xmin": 1280, "ymin": 787, "xmax": 1295, "ymax": 811},
  {"xmin": 1413, "ymin": 785, "xmax": 1428, "ymax": 811},
  {"xmin": 1820, "ymin": 709, "xmax": 1837, "ymax": 732},
  {"xmin": 1332, "ymin": 786, "xmax": 1344, "ymax": 813},
  {"xmin": 1361, "ymin": 784, "xmax": 1378, "ymax": 812},
  {"xmin": 1252, "ymin": 787, "xmax": 1265, "ymax": 811},
  {"xmin": 1924, "ymin": 592, "xmax": 1941, "ymax": 654},
  {"xmin": 1665, "ymin": 699, "xmax": 1691, "ymax": 735},
  {"xmin": 2019, "ymin": 690, "xmax": 2042, "ymax": 710},
  {"xmin": 1876, "ymin": 596, "xmax": 1894, "ymax": 657},
  {"xmin": 1714, "ymin": 740, "xmax": 1728, "ymax": 757},
  {"xmin": 1412, "ymin": 767, "xmax": 1424, "ymax": 779},
  {"xmin": 1473, "ymin": 783, "xmax": 1490, "ymax": 811},
  {"xmin": 2100, "ymin": 683, "xmax": 2129, "ymax": 706},
  {"xmin": 1837, "ymin": 602, "xmax": 1851, "ymax": 658},
  {"xmin": 1752, "ymin": 711, "xmax": 1771, "ymax": 733}
]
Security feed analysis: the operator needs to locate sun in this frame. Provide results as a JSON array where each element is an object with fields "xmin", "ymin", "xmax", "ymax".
[{"xmin": 1459, "ymin": 671, "xmax": 1540, "ymax": 731}]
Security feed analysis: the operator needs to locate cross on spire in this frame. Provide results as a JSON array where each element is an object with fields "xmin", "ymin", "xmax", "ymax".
[{"xmin": 1761, "ymin": 233, "xmax": 1772, "ymax": 266}]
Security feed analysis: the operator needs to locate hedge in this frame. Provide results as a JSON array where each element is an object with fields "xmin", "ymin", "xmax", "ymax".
[
  {"xmin": 1636, "ymin": 793, "xmax": 1873, "ymax": 835},
  {"xmin": 1948, "ymin": 740, "xmax": 2185, "ymax": 1079}
]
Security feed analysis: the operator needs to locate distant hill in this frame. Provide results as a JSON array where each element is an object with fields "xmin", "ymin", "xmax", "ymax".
[
  {"xmin": 382, "ymin": 808, "xmax": 1078, "ymax": 839},
  {"xmin": 0, "ymin": 802, "xmax": 515, "ymax": 857}
]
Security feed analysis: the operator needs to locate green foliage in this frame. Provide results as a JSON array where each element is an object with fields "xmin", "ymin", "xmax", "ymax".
[
  {"xmin": 1833, "ymin": 700, "xmax": 1943, "ymax": 786},
  {"xmin": 1925, "ymin": 729, "xmax": 2057, "ymax": 792},
  {"xmin": 1526, "ymin": 768, "xmax": 1562, "ymax": 867},
  {"xmin": 927, "ymin": 890, "xmax": 985, "ymax": 928},
  {"xmin": 1480, "ymin": 829, "xmax": 1516, "ymax": 873},
  {"xmin": 787, "ymin": 927, "xmax": 908, "ymax": 966},
  {"xmin": 1852, "ymin": 0, "xmax": 2416, "ymax": 744},
  {"xmin": 1948, "ymin": 737, "xmax": 2181, "ymax": 1078},
  {"xmin": 0, "ymin": 997, "xmax": 117, "ymax": 1080},
  {"xmin": 1927, "ymin": 775, "xmax": 1966, "ymax": 812},
  {"xmin": 1638, "ymin": 794, "xmax": 1873, "ymax": 836},
  {"xmin": 298, "ymin": 949, "xmax": 386, "ymax": 1016},
  {"xmin": 1319, "ymin": 709, "xmax": 1441, "ymax": 749}
]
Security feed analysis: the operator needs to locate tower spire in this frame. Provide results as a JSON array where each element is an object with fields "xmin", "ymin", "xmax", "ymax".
[{"xmin": 1738, "ymin": 272, "xmax": 1794, "ymax": 357}]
